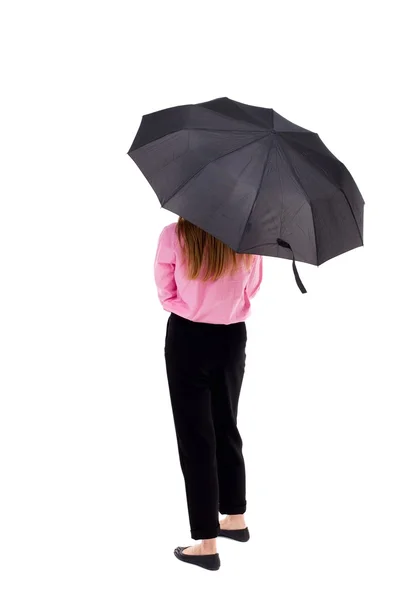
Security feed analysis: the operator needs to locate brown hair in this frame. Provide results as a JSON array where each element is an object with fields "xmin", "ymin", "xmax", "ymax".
[{"xmin": 176, "ymin": 217, "xmax": 254, "ymax": 282}]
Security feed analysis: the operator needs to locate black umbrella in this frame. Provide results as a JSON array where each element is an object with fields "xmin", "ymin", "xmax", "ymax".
[{"xmin": 128, "ymin": 97, "xmax": 364, "ymax": 293}]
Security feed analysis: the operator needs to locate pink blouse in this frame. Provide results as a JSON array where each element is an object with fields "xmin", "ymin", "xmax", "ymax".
[{"xmin": 154, "ymin": 222, "xmax": 263, "ymax": 325}]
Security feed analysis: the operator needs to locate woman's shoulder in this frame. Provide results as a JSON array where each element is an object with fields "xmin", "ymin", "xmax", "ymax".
[
  {"xmin": 159, "ymin": 221, "xmax": 178, "ymax": 247},
  {"xmin": 162, "ymin": 221, "xmax": 178, "ymax": 234}
]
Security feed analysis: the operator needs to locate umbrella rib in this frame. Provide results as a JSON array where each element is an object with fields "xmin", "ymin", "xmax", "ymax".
[
  {"xmin": 161, "ymin": 132, "xmax": 271, "ymax": 207},
  {"xmin": 241, "ymin": 241, "xmax": 309, "ymax": 263},
  {"xmin": 278, "ymin": 142, "xmax": 315, "ymax": 206},
  {"xmin": 339, "ymin": 188, "xmax": 364, "ymax": 245},
  {"xmin": 196, "ymin": 103, "xmax": 269, "ymax": 130},
  {"xmin": 240, "ymin": 241, "xmax": 276, "ymax": 251},
  {"xmin": 186, "ymin": 127, "xmax": 267, "ymax": 133},
  {"xmin": 278, "ymin": 142, "xmax": 318, "ymax": 262},
  {"xmin": 287, "ymin": 143, "xmax": 363, "ymax": 244},
  {"xmin": 129, "ymin": 128, "xmax": 266, "ymax": 156},
  {"xmin": 236, "ymin": 137, "xmax": 275, "ymax": 253}
]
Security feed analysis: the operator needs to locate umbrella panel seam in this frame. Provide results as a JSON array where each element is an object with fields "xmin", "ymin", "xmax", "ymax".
[{"xmin": 161, "ymin": 132, "xmax": 272, "ymax": 208}]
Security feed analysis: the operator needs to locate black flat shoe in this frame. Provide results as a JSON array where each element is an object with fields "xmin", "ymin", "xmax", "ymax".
[
  {"xmin": 218, "ymin": 527, "xmax": 250, "ymax": 542},
  {"xmin": 174, "ymin": 547, "xmax": 221, "ymax": 571}
]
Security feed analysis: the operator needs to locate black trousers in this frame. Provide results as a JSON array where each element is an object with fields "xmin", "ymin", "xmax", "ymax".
[{"xmin": 164, "ymin": 312, "xmax": 247, "ymax": 540}]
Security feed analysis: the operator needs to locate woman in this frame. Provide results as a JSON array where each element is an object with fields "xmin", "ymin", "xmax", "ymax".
[{"xmin": 154, "ymin": 217, "xmax": 263, "ymax": 571}]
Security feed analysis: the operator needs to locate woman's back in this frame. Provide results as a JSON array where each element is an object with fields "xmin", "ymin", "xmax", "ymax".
[
  {"xmin": 154, "ymin": 221, "xmax": 263, "ymax": 324},
  {"xmin": 159, "ymin": 218, "xmax": 257, "ymax": 562}
]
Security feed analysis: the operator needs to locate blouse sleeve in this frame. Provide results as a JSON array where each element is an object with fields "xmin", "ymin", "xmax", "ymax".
[
  {"xmin": 246, "ymin": 255, "xmax": 263, "ymax": 299},
  {"xmin": 154, "ymin": 226, "xmax": 177, "ymax": 306}
]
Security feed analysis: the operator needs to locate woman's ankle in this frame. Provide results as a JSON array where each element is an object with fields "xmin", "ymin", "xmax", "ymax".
[
  {"xmin": 202, "ymin": 538, "xmax": 217, "ymax": 553},
  {"xmin": 225, "ymin": 514, "xmax": 246, "ymax": 527}
]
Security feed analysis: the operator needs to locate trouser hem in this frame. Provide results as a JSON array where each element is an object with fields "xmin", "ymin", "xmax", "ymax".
[
  {"xmin": 219, "ymin": 503, "xmax": 247, "ymax": 515},
  {"xmin": 191, "ymin": 525, "xmax": 221, "ymax": 540}
]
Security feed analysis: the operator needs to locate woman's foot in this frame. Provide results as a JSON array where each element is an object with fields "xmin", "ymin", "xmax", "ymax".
[
  {"xmin": 174, "ymin": 545, "xmax": 220, "ymax": 571},
  {"xmin": 182, "ymin": 539, "xmax": 217, "ymax": 556},
  {"xmin": 218, "ymin": 515, "xmax": 250, "ymax": 542},
  {"xmin": 219, "ymin": 514, "xmax": 247, "ymax": 530}
]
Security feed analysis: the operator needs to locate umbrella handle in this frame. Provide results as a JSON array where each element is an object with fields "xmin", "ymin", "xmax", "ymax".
[{"xmin": 276, "ymin": 238, "xmax": 307, "ymax": 294}]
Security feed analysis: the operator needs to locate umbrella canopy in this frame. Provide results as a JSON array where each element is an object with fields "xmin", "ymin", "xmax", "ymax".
[{"xmin": 128, "ymin": 97, "xmax": 364, "ymax": 292}]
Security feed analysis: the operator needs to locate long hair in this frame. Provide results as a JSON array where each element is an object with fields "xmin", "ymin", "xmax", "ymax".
[{"xmin": 176, "ymin": 217, "xmax": 254, "ymax": 282}]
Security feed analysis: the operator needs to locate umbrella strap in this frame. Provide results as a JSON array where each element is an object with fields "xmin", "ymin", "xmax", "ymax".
[{"xmin": 276, "ymin": 238, "xmax": 307, "ymax": 294}]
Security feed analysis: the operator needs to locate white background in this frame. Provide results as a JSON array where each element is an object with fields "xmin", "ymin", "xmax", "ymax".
[{"xmin": 1, "ymin": 1, "xmax": 399, "ymax": 598}]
